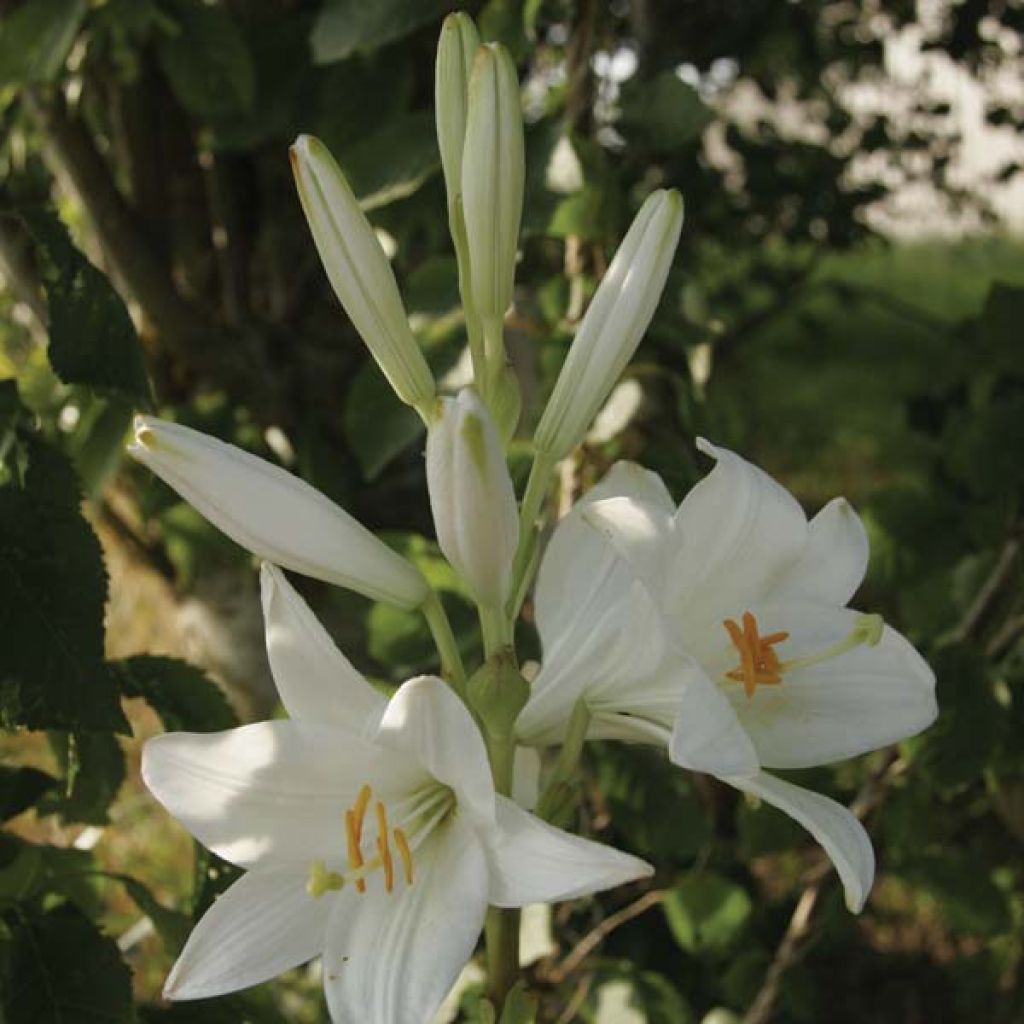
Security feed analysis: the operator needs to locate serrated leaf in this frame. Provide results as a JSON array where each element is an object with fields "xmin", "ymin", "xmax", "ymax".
[
  {"xmin": 157, "ymin": 0, "xmax": 256, "ymax": 120},
  {"xmin": 344, "ymin": 359, "xmax": 424, "ymax": 481},
  {"xmin": 19, "ymin": 209, "xmax": 149, "ymax": 403},
  {"xmin": 0, "ymin": 903, "xmax": 134, "ymax": 1023},
  {"xmin": 0, "ymin": 766, "xmax": 57, "ymax": 822},
  {"xmin": 662, "ymin": 872, "xmax": 752, "ymax": 956},
  {"xmin": 0, "ymin": 0, "xmax": 86, "ymax": 88},
  {"xmin": 41, "ymin": 732, "xmax": 125, "ymax": 825},
  {"xmin": 115, "ymin": 655, "xmax": 238, "ymax": 732},
  {"xmin": 310, "ymin": 0, "xmax": 450, "ymax": 64},
  {"xmin": 0, "ymin": 434, "xmax": 129, "ymax": 733}
]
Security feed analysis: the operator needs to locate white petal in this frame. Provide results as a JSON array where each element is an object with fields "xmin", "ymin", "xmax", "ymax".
[
  {"xmin": 581, "ymin": 493, "xmax": 675, "ymax": 603},
  {"xmin": 664, "ymin": 439, "xmax": 808, "ymax": 619},
  {"xmin": 425, "ymin": 390, "xmax": 519, "ymax": 608},
  {"xmin": 668, "ymin": 657, "xmax": 760, "ymax": 778},
  {"xmin": 323, "ymin": 817, "xmax": 488, "ymax": 1024},
  {"xmin": 534, "ymin": 460, "xmax": 672, "ymax": 655},
  {"xmin": 518, "ymin": 581, "xmax": 668, "ymax": 746},
  {"xmin": 486, "ymin": 796, "xmax": 652, "ymax": 907},
  {"xmin": 260, "ymin": 564, "xmax": 386, "ymax": 734},
  {"xmin": 720, "ymin": 603, "xmax": 937, "ymax": 770},
  {"xmin": 726, "ymin": 771, "xmax": 875, "ymax": 912},
  {"xmin": 375, "ymin": 676, "xmax": 495, "ymax": 824},
  {"xmin": 142, "ymin": 721, "xmax": 426, "ymax": 868},
  {"xmin": 129, "ymin": 417, "xmax": 427, "ymax": 608},
  {"xmin": 771, "ymin": 497, "xmax": 869, "ymax": 606},
  {"xmin": 165, "ymin": 867, "xmax": 330, "ymax": 1000}
]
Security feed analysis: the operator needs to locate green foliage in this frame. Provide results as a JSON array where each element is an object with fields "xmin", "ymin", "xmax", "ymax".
[
  {"xmin": 0, "ymin": 0, "xmax": 86, "ymax": 88},
  {"xmin": 619, "ymin": 72, "xmax": 713, "ymax": 151},
  {"xmin": 0, "ymin": 399, "xmax": 128, "ymax": 733},
  {"xmin": 41, "ymin": 732, "xmax": 126, "ymax": 825},
  {"xmin": 19, "ymin": 210, "xmax": 149, "ymax": 405},
  {"xmin": 311, "ymin": 0, "xmax": 450, "ymax": 64},
  {"xmin": 156, "ymin": 0, "xmax": 256, "ymax": 122},
  {"xmin": 0, "ymin": 904, "xmax": 134, "ymax": 1024},
  {"xmin": 115, "ymin": 656, "xmax": 238, "ymax": 733},
  {"xmin": 0, "ymin": 766, "xmax": 57, "ymax": 823},
  {"xmin": 662, "ymin": 872, "xmax": 753, "ymax": 956}
]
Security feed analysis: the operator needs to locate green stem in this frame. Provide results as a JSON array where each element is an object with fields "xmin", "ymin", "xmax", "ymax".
[
  {"xmin": 483, "ymin": 726, "xmax": 519, "ymax": 1007},
  {"xmin": 506, "ymin": 451, "xmax": 557, "ymax": 619},
  {"xmin": 479, "ymin": 603, "xmax": 512, "ymax": 659},
  {"xmin": 536, "ymin": 698, "xmax": 591, "ymax": 823},
  {"xmin": 482, "ymin": 314, "xmax": 506, "ymax": 394},
  {"xmin": 422, "ymin": 591, "xmax": 466, "ymax": 696}
]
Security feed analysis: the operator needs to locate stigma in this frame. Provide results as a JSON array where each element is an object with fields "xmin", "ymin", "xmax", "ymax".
[
  {"xmin": 306, "ymin": 783, "xmax": 414, "ymax": 899},
  {"xmin": 723, "ymin": 611, "xmax": 884, "ymax": 699}
]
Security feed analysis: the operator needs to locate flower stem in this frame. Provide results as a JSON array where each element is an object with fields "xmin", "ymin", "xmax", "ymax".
[
  {"xmin": 483, "ymin": 728, "xmax": 519, "ymax": 1007},
  {"xmin": 507, "ymin": 450, "xmax": 557, "ymax": 619},
  {"xmin": 480, "ymin": 603, "xmax": 512, "ymax": 659},
  {"xmin": 536, "ymin": 698, "xmax": 591, "ymax": 824},
  {"xmin": 422, "ymin": 591, "xmax": 467, "ymax": 696}
]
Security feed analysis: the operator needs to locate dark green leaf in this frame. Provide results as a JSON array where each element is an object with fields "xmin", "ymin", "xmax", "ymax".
[
  {"xmin": 344, "ymin": 359, "xmax": 424, "ymax": 481},
  {"xmin": 310, "ymin": 0, "xmax": 449, "ymax": 64},
  {"xmin": 115, "ymin": 875, "xmax": 190, "ymax": 955},
  {"xmin": 341, "ymin": 111, "xmax": 441, "ymax": 211},
  {"xmin": 662, "ymin": 872, "xmax": 752, "ymax": 956},
  {"xmin": 115, "ymin": 655, "xmax": 238, "ymax": 732},
  {"xmin": 19, "ymin": 209, "xmax": 149, "ymax": 403},
  {"xmin": 619, "ymin": 72, "xmax": 713, "ymax": 151},
  {"xmin": 915, "ymin": 643, "xmax": 1002, "ymax": 790},
  {"xmin": 0, "ymin": 903, "xmax": 134, "ymax": 1023},
  {"xmin": 0, "ymin": 766, "xmax": 57, "ymax": 822},
  {"xmin": 902, "ymin": 854, "xmax": 1012, "ymax": 936},
  {"xmin": 157, "ymin": 0, "xmax": 256, "ymax": 120},
  {"xmin": 0, "ymin": 0, "xmax": 86, "ymax": 88},
  {"xmin": 0, "ymin": 433, "xmax": 129, "ymax": 733},
  {"xmin": 0, "ymin": 835, "xmax": 101, "ymax": 918},
  {"xmin": 40, "ymin": 732, "xmax": 125, "ymax": 825}
]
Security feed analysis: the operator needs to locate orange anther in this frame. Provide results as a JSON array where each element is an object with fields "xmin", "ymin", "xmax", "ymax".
[
  {"xmin": 724, "ymin": 613, "xmax": 790, "ymax": 699},
  {"xmin": 351, "ymin": 784, "xmax": 373, "ymax": 844},
  {"xmin": 375, "ymin": 801, "xmax": 394, "ymax": 893},
  {"xmin": 393, "ymin": 828, "xmax": 414, "ymax": 886},
  {"xmin": 345, "ymin": 808, "xmax": 366, "ymax": 893}
]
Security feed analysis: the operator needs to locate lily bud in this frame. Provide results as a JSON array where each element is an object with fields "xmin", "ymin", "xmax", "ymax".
[
  {"xmin": 129, "ymin": 416, "xmax": 429, "ymax": 609},
  {"xmin": 290, "ymin": 135, "xmax": 435, "ymax": 412},
  {"xmin": 435, "ymin": 12, "xmax": 480, "ymax": 216},
  {"xmin": 425, "ymin": 389, "xmax": 519, "ymax": 608},
  {"xmin": 533, "ymin": 189, "xmax": 684, "ymax": 461},
  {"xmin": 467, "ymin": 652, "xmax": 530, "ymax": 741},
  {"xmin": 461, "ymin": 44, "xmax": 524, "ymax": 324}
]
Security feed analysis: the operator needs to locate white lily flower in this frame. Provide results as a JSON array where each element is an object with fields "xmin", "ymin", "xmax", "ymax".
[
  {"xmin": 290, "ymin": 134, "xmax": 435, "ymax": 412},
  {"xmin": 425, "ymin": 389, "xmax": 519, "ymax": 608},
  {"xmin": 145, "ymin": 565, "xmax": 650, "ymax": 1022},
  {"xmin": 128, "ymin": 416, "xmax": 428, "ymax": 609},
  {"xmin": 533, "ymin": 189, "xmax": 684, "ymax": 461},
  {"xmin": 520, "ymin": 443, "xmax": 937, "ymax": 911},
  {"xmin": 461, "ymin": 43, "xmax": 524, "ymax": 325}
]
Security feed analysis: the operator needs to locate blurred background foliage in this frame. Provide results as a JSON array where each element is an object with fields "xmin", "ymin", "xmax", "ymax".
[{"xmin": 1, "ymin": 0, "xmax": 1023, "ymax": 1021}]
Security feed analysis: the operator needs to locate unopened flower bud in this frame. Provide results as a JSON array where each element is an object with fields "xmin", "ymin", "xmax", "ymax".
[
  {"xmin": 426, "ymin": 389, "xmax": 519, "ymax": 608},
  {"xmin": 534, "ymin": 189, "xmax": 684, "ymax": 461},
  {"xmin": 435, "ymin": 12, "xmax": 480, "ymax": 216},
  {"xmin": 467, "ymin": 652, "xmax": 531, "ymax": 741},
  {"xmin": 290, "ymin": 135, "xmax": 435, "ymax": 411},
  {"xmin": 129, "ymin": 416, "xmax": 429, "ymax": 609},
  {"xmin": 461, "ymin": 44, "xmax": 524, "ymax": 324}
]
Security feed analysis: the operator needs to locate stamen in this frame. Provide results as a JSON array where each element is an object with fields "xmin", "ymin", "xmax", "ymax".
[
  {"xmin": 393, "ymin": 828, "xmax": 414, "ymax": 885},
  {"xmin": 345, "ymin": 808, "xmax": 366, "ymax": 893},
  {"xmin": 375, "ymin": 801, "xmax": 394, "ymax": 893},
  {"xmin": 307, "ymin": 860, "xmax": 344, "ymax": 898},
  {"xmin": 351, "ymin": 784, "xmax": 373, "ymax": 844},
  {"xmin": 723, "ymin": 613, "xmax": 789, "ymax": 699}
]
